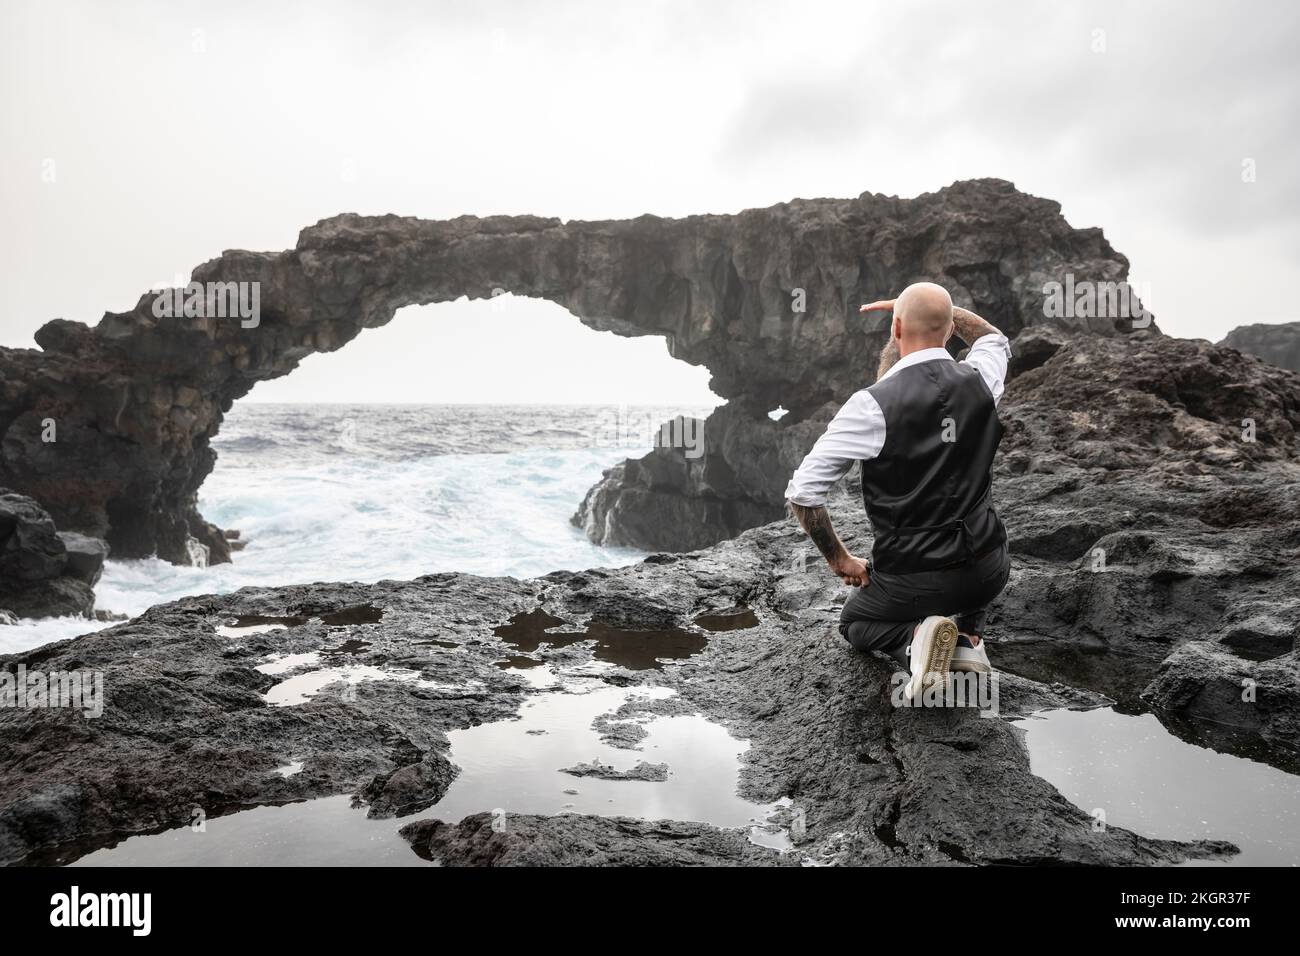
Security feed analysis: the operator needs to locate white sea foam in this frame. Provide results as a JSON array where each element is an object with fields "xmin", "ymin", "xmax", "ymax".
[{"xmin": 4, "ymin": 404, "xmax": 713, "ymax": 654}]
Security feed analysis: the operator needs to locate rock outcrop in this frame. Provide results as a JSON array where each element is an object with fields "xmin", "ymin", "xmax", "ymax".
[
  {"xmin": 1144, "ymin": 642, "xmax": 1299, "ymax": 757},
  {"xmin": 1, "ymin": 179, "xmax": 1146, "ymax": 562},
  {"xmin": 4, "ymin": 328, "xmax": 1298, "ymax": 865},
  {"xmin": 1221, "ymin": 320, "xmax": 1300, "ymax": 373},
  {"xmin": 984, "ymin": 329, "xmax": 1300, "ymax": 766},
  {"xmin": 399, "ymin": 814, "xmax": 802, "ymax": 867},
  {"xmin": 0, "ymin": 490, "xmax": 105, "ymax": 619}
]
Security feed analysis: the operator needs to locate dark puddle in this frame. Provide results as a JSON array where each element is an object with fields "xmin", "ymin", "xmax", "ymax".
[
  {"xmin": 415, "ymin": 639, "xmax": 461, "ymax": 649},
  {"xmin": 318, "ymin": 605, "xmax": 384, "ymax": 626},
  {"xmin": 1016, "ymin": 707, "xmax": 1300, "ymax": 865},
  {"xmin": 1157, "ymin": 711, "xmax": 1300, "ymax": 776},
  {"xmin": 322, "ymin": 638, "xmax": 372, "ymax": 656},
  {"xmin": 494, "ymin": 655, "xmax": 546, "ymax": 670},
  {"xmin": 50, "ymin": 667, "xmax": 792, "ymax": 866},
  {"xmin": 693, "ymin": 606, "xmax": 760, "ymax": 632},
  {"xmin": 227, "ymin": 613, "xmax": 310, "ymax": 628},
  {"xmin": 218, "ymin": 604, "xmax": 384, "ymax": 637},
  {"xmin": 999, "ymin": 639, "xmax": 1300, "ymax": 775},
  {"xmin": 999, "ymin": 634, "xmax": 1300, "ymax": 855},
  {"xmin": 492, "ymin": 609, "xmax": 707, "ymax": 671},
  {"xmin": 55, "ymin": 796, "xmax": 428, "ymax": 867}
]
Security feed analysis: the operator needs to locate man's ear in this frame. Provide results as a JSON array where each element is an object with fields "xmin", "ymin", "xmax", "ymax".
[{"xmin": 892, "ymin": 316, "xmax": 902, "ymax": 340}]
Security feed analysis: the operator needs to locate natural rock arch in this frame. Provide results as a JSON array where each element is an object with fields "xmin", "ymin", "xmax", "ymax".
[{"xmin": 0, "ymin": 178, "xmax": 1142, "ymax": 564}]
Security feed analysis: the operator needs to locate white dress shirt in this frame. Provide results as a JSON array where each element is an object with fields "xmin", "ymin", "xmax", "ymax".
[{"xmin": 784, "ymin": 333, "xmax": 1012, "ymax": 507}]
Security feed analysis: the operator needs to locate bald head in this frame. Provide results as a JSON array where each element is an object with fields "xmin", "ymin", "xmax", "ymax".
[{"xmin": 893, "ymin": 282, "xmax": 954, "ymax": 351}]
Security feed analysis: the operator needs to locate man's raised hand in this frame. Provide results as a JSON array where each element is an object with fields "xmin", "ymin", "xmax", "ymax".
[{"xmin": 860, "ymin": 299, "xmax": 896, "ymax": 314}]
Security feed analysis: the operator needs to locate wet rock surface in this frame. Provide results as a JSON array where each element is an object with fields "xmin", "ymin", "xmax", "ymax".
[
  {"xmin": 0, "ymin": 513, "xmax": 1242, "ymax": 867},
  {"xmin": 561, "ymin": 760, "xmax": 669, "ymax": 782},
  {"xmin": 1, "ymin": 579, "xmax": 536, "ymax": 864},
  {"xmin": 2, "ymin": 315, "xmax": 1297, "ymax": 866},
  {"xmin": 0, "ymin": 490, "xmax": 103, "ymax": 619},
  {"xmin": 4, "ymin": 324, "xmax": 1298, "ymax": 866},
  {"xmin": 1144, "ymin": 642, "xmax": 1299, "ymax": 758},
  {"xmin": 987, "ymin": 331, "xmax": 1300, "ymax": 729},
  {"xmin": 56, "ymin": 532, "xmax": 109, "ymax": 587},
  {"xmin": 400, "ymin": 813, "xmax": 796, "ymax": 867}
]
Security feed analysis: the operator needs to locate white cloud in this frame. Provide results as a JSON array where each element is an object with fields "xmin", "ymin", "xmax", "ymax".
[{"xmin": 2, "ymin": 0, "xmax": 1295, "ymax": 403}]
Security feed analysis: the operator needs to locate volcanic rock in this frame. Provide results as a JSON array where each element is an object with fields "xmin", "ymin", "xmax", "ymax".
[
  {"xmin": 0, "ymin": 186, "xmax": 1294, "ymax": 868},
  {"xmin": 0, "ymin": 490, "xmax": 98, "ymax": 619},
  {"xmin": 0, "ymin": 490, "xmax": 65, "ymax": 581},
  {"xmin": 0, "ymin": 497, "xmax": 1244, "ymax": 866},
  {"xmin": 56, "ymin": 532, "xmax": 109, "ymax": 586},
  {"xmin": 1, "ymin": 179, "xmax": 1146, "ymax": 562},
  {"xmin": 1221, "ymin": 320, "xmax": 1300, "ymax": 373},
  {"xmin": 399, "ymin": 813, "xmax": 796, "ymax": 866},
  {"xmin": 3, "ymin": 323, "xmax": 1296, "ymax": 864},
  {"xmin": 560, "ymin": 760, "xmax": 669, "ymax": 782},
  {"xmin": 1143, "ymin": 642, "xmax": 1299, "ymax": 756}
]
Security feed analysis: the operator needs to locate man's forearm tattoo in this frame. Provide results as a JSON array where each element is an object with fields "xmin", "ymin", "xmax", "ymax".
[
  {"xmin": 791, "ymin": 503, "xmax": 846, "ymax": 563},
  {"xmin": 876, "ymin": 337, "xmax": 901, "ymax": 381}
]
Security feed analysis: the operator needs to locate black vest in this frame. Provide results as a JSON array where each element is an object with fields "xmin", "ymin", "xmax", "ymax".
[{"xmin": 860, "ymin": 357, "xmax": 1006, "ymax": 574}]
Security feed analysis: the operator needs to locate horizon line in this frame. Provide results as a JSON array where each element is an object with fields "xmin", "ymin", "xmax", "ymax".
[{"xmin": 235, "ymin": 399, "xmax": 726, "ymax": 406}]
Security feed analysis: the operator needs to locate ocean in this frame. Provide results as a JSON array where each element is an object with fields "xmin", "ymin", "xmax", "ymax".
[{"xmin": 2, "ymin": 403, "xmax": 714, "ymax": 655}]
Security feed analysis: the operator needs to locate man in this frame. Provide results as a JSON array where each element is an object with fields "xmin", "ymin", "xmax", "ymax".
[{"xmin": 785, "ymin": 282, "xmax": 1012, "ymax": 701}]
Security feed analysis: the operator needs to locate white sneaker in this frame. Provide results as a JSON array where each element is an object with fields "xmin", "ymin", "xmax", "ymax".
[
  {"xmin": 904, "ymin": 616, "xmax": 959, "ymax": 702},
  {"xmin": 951, "ymin": 638, "xmax": 992, "ymax": 674}
]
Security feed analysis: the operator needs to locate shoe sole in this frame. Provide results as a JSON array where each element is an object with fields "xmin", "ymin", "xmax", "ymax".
[{"xmin": 904, "ymin": 617, "xmax": 959, "ymax": 701}]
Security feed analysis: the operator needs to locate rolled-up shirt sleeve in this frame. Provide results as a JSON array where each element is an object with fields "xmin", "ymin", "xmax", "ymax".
[
  {"xmin": 784, "ymin": 390, "xmax": 886, "ymax": 507},
  {"xmin": 961, "ymin": 332, "xmax": 1012, "ymax": 405}
]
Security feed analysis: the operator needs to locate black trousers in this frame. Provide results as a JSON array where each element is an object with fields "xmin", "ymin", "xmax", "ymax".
[{"xmin": 839, "ymin": 543, "xmax": 1011, "ymax": 665}]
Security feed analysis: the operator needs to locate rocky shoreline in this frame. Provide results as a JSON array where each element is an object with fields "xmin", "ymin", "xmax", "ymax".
[
  {"xmin": 2, "ymin": 326, "xmax": 1297, "ymax": 866},
  {"xmin": 0, "ymin": 524, "xmax": 1240, "ymax": 867},
  {"xmin": 3, "ymin": 176, "xmax": 1295, "ymax": 605},
  {"xmin": 2, "ymin": 174, "xmax": 1298, "ymax": 865}
]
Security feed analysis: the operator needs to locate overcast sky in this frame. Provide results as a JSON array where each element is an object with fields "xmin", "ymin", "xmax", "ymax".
[{"xmin": 2, "ymin": 0, "xmax": 1296, "ymax": 404}]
